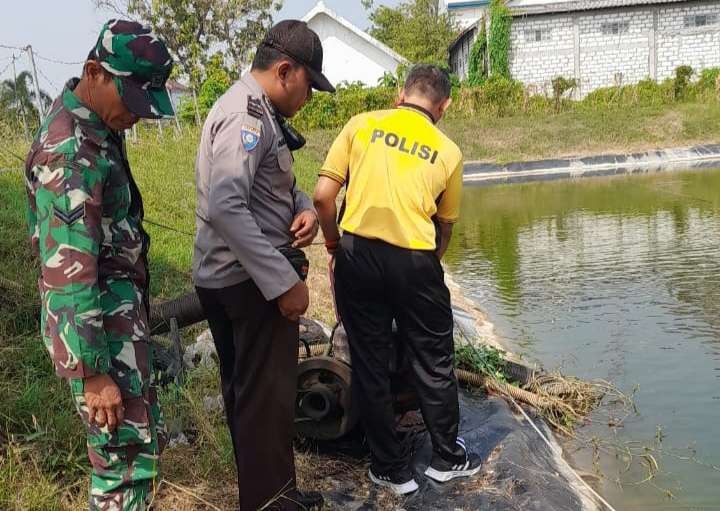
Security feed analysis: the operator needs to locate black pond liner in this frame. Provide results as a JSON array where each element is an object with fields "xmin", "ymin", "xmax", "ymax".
[{"xmin": 320, "ymin": 391, "xmax": 600, "ymax": 510}]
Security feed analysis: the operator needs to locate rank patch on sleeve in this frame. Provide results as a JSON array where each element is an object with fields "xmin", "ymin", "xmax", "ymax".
[
  {"xmin": 53, "ymin": 204, "xmax": 85, "ymax": 226},
  {"xmin": 241, "ymin": 125, "xmax": 261, "ymax": 151},
  {"xmin": 247, "ymin": 96, "xmax": 264, "ymax": 119}
]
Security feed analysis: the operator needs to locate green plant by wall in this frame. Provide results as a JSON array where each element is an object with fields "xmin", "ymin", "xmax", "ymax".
[
  {"xmin": 551, "ymin": 76, "xmax": 578, "ymax": 112},
  {"xmin": 673, "ymin": 65, "xmax": 694, "ymax": 100},
  {"xmin": 484, "ymin": 75, "xmax": 524, "ymax": 116},
  {"xmin": 467, "ymin": 17, "xmax": 488, "ymax": 86},
  {"xmin": 489, "ymin": 0, "xmax": 512, "ymax": 78},
  {"xmin": 698, "ymin": 67, "xmax": 720, "ymax": 92},
  {"xmin": 294, "ymin": 83, "xmax": 397, "ymax": 131}
]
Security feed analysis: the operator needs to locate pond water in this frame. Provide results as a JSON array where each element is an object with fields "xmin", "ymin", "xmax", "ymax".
[{"xmin": 444, "ymin": 169, "xmax": 720, "ymax": 510}]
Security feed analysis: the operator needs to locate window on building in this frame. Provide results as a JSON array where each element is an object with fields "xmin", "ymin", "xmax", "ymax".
[
  {"xmin": 524, "ymin": 28, "xmax": 551, "ymax": 42},
  {"xmin": 601, "ymin": 21, "xmax": 630, "ymax": 35},
  {"xmin": 684, "ymin": 14, "xmax": 719, "ymax": 28}
]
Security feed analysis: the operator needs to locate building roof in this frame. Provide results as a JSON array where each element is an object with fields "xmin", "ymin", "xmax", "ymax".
[
  {"xmin": 508, "ymin": 0, "xmax": 690, "ymax": 16},
  {"xmin": 302, "ymin": 1, "xmax": 408, "ymax": 64},
  {"xmin": 449, "ymin": 23, "xmax": 480, "ymax": 53},
  {"xmin": 446, "ymin": 0, "xmax": 490, "ymax": 8}
]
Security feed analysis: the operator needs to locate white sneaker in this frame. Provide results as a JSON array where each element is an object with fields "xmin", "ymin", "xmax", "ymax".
[
  {"xmin": 368, "ymin": 467, "xmax": 419, "ymax": 495},
  {"xmin": 424, "ymin": 438, "xmax": 482, "ymax": 483}
]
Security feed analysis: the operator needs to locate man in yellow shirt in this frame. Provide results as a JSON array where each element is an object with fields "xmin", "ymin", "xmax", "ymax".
[{"xmin": 313, "ymin": 65, "xmax": 480, "ymax": 495}]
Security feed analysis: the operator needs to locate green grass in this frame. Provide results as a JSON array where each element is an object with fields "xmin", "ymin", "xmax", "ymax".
[
  {"xmin": 442, "ymin": 101, "xmax": 720, "ymax": 163},
  {"xmin": 2, "ymin": 97, "xmax": 720, "ymax": 508}
]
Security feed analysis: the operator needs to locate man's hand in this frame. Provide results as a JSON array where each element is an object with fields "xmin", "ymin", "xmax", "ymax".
[
  {"xmin": 278, "ymin": 280, "xmax": 310, "ymax": 322},
  {"xmin": 84, "ymin": 374, "xmax": 124, "ymax": 432},
  {"xmin": 290, "ymin": 210, "xmax": 319, "ymax": 248}
]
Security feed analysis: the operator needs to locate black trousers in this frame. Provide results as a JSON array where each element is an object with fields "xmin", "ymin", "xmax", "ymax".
[
  {"xmin": 334, "ymin": 233, "xmax": 466, "ymax": 474},
  {"xmin": 196, "ymin": 280, "xmax": 298, "ymax": 511}
]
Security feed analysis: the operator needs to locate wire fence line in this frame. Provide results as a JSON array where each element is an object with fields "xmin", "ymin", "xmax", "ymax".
[
  {"xmin": 35, "ymin": 64, "xmax": 62, "ymax": 94},
  {"xmin": 32, "ymin": 51, "xmax": 84, "ymax": 67},
  {"xmin": 0, "ymin": 43, "xmax": 25, "ymax": 51},
  {"xmin": 0, "ymin": 57, "xmax": 15, "ymax": 79},
  {"xmin": 0, "ymin": 42, "xmax": 196, "ymax": 140}
]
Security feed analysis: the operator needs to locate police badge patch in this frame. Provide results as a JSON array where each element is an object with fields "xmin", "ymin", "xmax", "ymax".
[{"xmin": 241, "ymin": 125, "xmax": 261, "ymax": 151}]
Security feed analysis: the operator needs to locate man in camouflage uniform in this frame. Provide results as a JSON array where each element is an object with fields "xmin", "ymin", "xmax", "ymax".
[{"xmin": 24, "ymin": 20, "xmax": 175, "ymax": 510}]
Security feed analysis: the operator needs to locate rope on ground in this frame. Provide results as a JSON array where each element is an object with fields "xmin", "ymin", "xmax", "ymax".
[
  {"xmin": 0, "ymin": 275, "xmax": 23, "ymax": 292},
  {"xmin": 143, "ymin": 217, "xmax": 328, "ymax": 248},
  {"xmin": 143, "ymin": 218, "xmax": 195, "ymax": 238},
  {"xmin": 157, "ymin": 479, "xmax": 223, "ymax": 511}
]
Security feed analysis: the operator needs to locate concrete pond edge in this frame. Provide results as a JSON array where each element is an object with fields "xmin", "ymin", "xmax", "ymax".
[{"xmin": 464, "ymin": 143, "xmax": 720, "ymax": 185}]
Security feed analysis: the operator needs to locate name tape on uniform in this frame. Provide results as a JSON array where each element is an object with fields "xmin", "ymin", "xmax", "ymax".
[{"xmin": 370, "ymin": 129, "xmax": 439, "ymax": 164}]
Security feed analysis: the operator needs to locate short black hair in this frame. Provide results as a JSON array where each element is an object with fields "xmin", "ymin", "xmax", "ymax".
[
  {"xmin": 403, "ymin": 65, "xmax": 451, "ymax": 104},
  {"xmin": 251, "ymin": 44, "xmax": 298, "ymax": 71}
]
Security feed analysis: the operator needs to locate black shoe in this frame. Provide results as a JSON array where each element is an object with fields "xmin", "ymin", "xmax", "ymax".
[
  {"xmin": 368, "ymin": 466, "xmax": 419, "ymax": 495},
  {"xmin": 297, "ymin": 490, "xmax": 324, "ymax": 510},
  {"xmin": 424, "ymin": 438, "xmax": 482, "ymax": 483}
]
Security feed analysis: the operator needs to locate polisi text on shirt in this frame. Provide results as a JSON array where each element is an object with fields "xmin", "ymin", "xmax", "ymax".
[{"xmin": 370, "ymin": 129, "xmax": 439, "ymax": 164}]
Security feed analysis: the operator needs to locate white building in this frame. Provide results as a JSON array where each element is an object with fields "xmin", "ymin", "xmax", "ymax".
[
  {"xmin": 302, "ymin": 1, "xmax": 408, "ymax": 88},
  {"xmin": 448, "ymin": 0, "xmax": 720, "ymax": 97},
  {"xmin": 444, "ymin": 0, "xmax": 491, "ymax": 28}
]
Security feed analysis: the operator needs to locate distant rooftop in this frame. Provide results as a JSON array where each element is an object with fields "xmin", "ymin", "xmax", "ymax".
[{"xmin": 509, "ymin": 0, "xmax": 690, "ymax": 15}]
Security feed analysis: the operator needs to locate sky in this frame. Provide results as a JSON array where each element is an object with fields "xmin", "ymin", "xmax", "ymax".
[{"xmin": 0, "ymin": 0, "xmax": 401, "ymax": 98}]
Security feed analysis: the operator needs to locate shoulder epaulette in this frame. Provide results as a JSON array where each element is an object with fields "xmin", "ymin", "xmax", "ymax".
[{"xmin": 247, "ymin": 96, "xmax": 264, "ymax": 119}]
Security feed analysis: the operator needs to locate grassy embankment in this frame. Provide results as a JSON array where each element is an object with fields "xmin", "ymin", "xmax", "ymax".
[{"xmin": 2, "ymin": 99, "xmax": 720, "ymax": 509}]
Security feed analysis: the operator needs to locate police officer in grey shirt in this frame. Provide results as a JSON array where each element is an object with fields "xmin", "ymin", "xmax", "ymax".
[{"xmin": 193, "ymin": 20, "xmax": 335, "ymax": 511}]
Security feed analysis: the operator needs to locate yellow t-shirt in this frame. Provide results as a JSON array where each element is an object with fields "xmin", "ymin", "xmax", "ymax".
[{"xmin": 320, "ymin": 105, "xmax": 464, "ymax": 250}]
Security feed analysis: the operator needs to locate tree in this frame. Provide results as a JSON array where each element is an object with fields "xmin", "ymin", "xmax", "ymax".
[
  {"xmin": 0, "ymin": 71, "xmax": 51, "ymax": 133},
  {"xmin": 365, "ymin": 0, "xmax": 458, "ymax": 66},
  {"xmin": 94, "ymin": 0, "xmax": 282, "ymax": 88},
  {"xmin": 177, "ymin": 53, "xmax": 232, "ymax": 122}
]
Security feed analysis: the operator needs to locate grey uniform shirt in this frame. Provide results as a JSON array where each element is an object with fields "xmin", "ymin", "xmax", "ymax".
[{"xmin": 193, "ymin": 73, "xmax": 314, "ymax": 300}]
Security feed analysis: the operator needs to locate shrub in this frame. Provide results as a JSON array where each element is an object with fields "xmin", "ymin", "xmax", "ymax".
[
  {"xmin": 582, "ymin": 78, "xmax": 675, "ymax": 110},
  {"xmin": 484, "ymin": 75, "xmax": 524, "ymax": 116},
  {"xmin": 294, "ymin": 83, "xmax": 397, "ymax": 130},
  {"xmin": 673, "ymin": 65, "xmax": 694, "ymax": 100},
  {"xmin": 551, "ymin": 76, "xmax": 578, "ymax": 112},
  {"xmin": 178, "ymin": 54, "xmax": 233, "ymax": 123},
  {"xmin": 698, "ymin": 67, "xmax": 720, "ymax": 91}
]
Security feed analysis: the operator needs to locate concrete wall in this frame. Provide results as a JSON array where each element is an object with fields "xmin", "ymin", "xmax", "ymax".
[
  {"xmin": 306, "ymin": 13, "xmax": 404, "ymax": 87},
  {"xmin": 511, "ymin": 1, "xmax": 720, "ymax": 96},
  {"xmin": 509, "ymin": 14, "xmax": 575, "ymax": 94},
  {"xmin": 451, "ymin": 1, "xmax": 720, "ymax": 96},
  {"xmin": 656, "ymin": 3, "xmax": 720, "ymax": 80}
]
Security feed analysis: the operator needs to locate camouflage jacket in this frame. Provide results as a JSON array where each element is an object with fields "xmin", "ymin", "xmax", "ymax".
[{"xmin": 25, "ymin": 79, "xmax": 150, "ymax": 380}]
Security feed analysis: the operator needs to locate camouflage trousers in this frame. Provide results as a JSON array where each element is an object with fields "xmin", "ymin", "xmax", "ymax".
[{"xmin": 70, "ymin": 340, "xmax": 167, "ymax": 511}]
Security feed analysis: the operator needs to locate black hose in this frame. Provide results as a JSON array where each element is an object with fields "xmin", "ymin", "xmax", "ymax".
[
  {"xmin": 150, "ymin": 291, "xmax": 206, "ymax": 335},
  {"xmin": 503, "ymin": 359, "xmax": 536, "ymax": 385}
]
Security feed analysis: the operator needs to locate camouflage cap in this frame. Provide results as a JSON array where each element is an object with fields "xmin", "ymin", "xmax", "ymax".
[{"xmin": 90, "ymin": 19, "xmax": 175, "ymax": 119}]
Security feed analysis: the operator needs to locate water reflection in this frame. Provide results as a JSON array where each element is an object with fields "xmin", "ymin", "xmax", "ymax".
[{"xmin": 445, "ymin": 169, "xmax": 720, "ymax": 510}]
